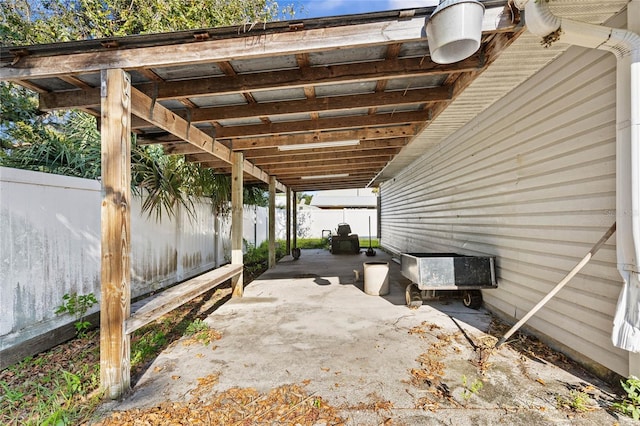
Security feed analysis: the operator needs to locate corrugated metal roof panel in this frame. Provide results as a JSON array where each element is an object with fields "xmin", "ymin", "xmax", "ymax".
[
  {"xmin": 317, "ymin": 108, "xmax": 369, "ymax": 118},
  {"xmin": 217, "ymin": 117, "xmax": 263, "ymax": 126},
  {"xmin": 269, "ymin": 113, "xmax": 312, "ymax": 123},
  {"xmin": 152, "ymin": 63, "xmax": 224, "ymax": 81},
  {"xmin": 190, "ymin": 94, "xmax": 247, "ymax": 107},
  {"xmin": 385, "ymin": 75, "xmax": 446, "ymax": 91},
  {"xmin": 231, "ymin": 55, "xmax": 298, "ymax": 73},
  {"xmin": 397, "ymin": 40, "xmax": 431, "ymax": 59},
  {"xmin": 308, "ymin": 46, "xmax": 387, "ymax": 66},
  {"xmin": 251, "ymin": 88, "xmax": 306, "ymax": 103},
  {"xmin": 376, "ymin": 104, "xmax": 423, "ymax": 114},
  {"xmin": 315, "ymin": 81, "xmax": 377, "ymax": 97},
  {"xmin": 158, "ymin": 99, "xmax": 186, "ymax": 110}
]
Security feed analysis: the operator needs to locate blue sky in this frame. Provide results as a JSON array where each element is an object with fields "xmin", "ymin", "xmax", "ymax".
[{"xmin": 291, "ymin": 0, "xmax": 439, "ymax": 19}]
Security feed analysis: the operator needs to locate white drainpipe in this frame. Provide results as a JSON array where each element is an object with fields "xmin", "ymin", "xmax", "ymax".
[{"xmin": 514, "ymin": 0, "xmax": 640, "ymax": 359}]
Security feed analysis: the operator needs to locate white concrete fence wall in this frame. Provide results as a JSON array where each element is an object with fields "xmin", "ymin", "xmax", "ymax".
[
  {"xmin": 276, "ymin": 208, "xmax": 378, "ymax": 240},
  {"xmin": 0, "ymin": 167, "xmax": 377, "ymax": 362},
  {"xmin": 0, "ymin": 167, "xmax": 268, "ymax": 356}
]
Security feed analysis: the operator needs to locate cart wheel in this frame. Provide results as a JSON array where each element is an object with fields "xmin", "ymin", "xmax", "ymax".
[
  {"xmin": 462, "ymin": 290, "xmax": 483, "ymax": 309},
  {"xmin": 405, "ymin": 284, "xmax": 423, "ymax": 309}
]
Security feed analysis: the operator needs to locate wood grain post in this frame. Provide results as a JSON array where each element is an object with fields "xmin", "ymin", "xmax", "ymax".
[
  {"xmin": 292, "ymin": 191, "xmax": 298, "ymax": 249},
  {"xmin": 285, "ymin": 187, "xmax": 291, "ymax": 255},
  {"xmin": 231, "ymin": 152, "xmax": 244, "ymax": 297},
  {"xmin": 100, "ymin": 68, "xmax": 131, "ymax": 399},
  {"xmin": 268, "ymin": 176, "xmax": 276, "ymax": 268}
]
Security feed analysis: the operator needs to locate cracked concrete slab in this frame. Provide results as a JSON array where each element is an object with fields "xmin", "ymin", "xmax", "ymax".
[{"xmin": 99, "ymin": 249, "xmax": 633, "ymax": 425}]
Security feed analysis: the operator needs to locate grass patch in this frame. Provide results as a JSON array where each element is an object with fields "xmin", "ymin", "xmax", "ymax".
[
  {"xmin": 295, "ymin": 237, "xmax": 379, "ymax": 250},
  {"xmin": 0, "ymin": 334, "xmax": 102, "ymax": 425},
  {"xmin": 1, "ymin": 248, "xmax": 274, "ymax": 425}
]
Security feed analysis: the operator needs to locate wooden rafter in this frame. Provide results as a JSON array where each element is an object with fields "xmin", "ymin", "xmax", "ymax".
[
  {"xmin": 38, "ymin": 56, "xmax": 477, "ymax": 111},
  {"xmin": 0, "ymin": 3, "xmax": 522, "ymax": 192}
]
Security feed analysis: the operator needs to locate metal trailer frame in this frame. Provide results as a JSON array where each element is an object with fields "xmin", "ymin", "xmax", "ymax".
[{"xmin": 401, "ymin": 252, "xmax": 497, "ymax": 309}]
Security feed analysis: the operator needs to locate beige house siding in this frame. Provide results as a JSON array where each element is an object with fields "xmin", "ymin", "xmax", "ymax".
[{"xmin": 380, "ymin": 45, "xmax": 629, "ymax": 377}]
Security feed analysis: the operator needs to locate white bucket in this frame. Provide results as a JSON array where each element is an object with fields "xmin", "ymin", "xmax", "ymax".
[{"xmin": 364, "ymin": 261, "xmax": 390, "ymax": 296}]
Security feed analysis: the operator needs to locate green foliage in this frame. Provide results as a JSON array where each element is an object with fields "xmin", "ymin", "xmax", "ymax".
[
  {"xmin": 1, "ymin": 0, "xmax": 296, "ymax": 45},
  {"xmin": 244, "ymin": 240, "xmax": 286, "ymax": 263},
  {"xmin": 55, "ymin": 292, "xmax": 98, "ymax": 337},
  {"xmin": 0, "ymin": 381, "xmax": 25, "ymax": 404},
  {"xmin": 294, "ymin": 238, "xmax": 378, "ymax": 250},
  {"xmin": 1, "ymin": 109, "xmax": 102, "ymax": 178},
  {"xmin": 297, "ymin": 192, "xmax": 314, "ymax": 205},
  {"xmin": 131, "ymin": 330, "xmax": 167, "ymax": 367},
  {"xmin": 613, "ymin": 376, "xmax": 640, "ymax": 420},
  {"xmin": 1, "ymin": 0, "xmax": 291, "ymax": 221},
  {"xmin": 295, "ymin": 238, "xmax": 329, "ymax": 249},
  {"xmin": 184, "ymin": 318, "xmax": 216, "ymax": 344},
  {"xmin": 185, "ymin": 318, "xmax": 209, "ymax": 335},
  {"xmin": 555, "ymin": 389, "xmax": 592, "ymax": 412},
  {"xmin": 0, "ymin": 341, "xmax": 101, "ymax": 426},
  {"xmin": 242, "ymin": 239, "xmax": 286, "ymax": 278},
  {"xmin": 461, "ymin": 375, "xmax": 483, "ymax": 401}
]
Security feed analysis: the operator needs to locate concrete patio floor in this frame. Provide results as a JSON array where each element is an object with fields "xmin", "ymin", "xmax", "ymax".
[{"xmin": 99, "ymin": 249, "xmax": 633, "ymax": 425}]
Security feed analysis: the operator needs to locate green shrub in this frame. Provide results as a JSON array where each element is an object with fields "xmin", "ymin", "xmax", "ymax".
[
  {"xmin": 55, "ymin": 293, "xmax": 98, "ymax": 337},
  {"xmin": 613, "ymin": 376, "xmax": 640, "ymax": 420}
]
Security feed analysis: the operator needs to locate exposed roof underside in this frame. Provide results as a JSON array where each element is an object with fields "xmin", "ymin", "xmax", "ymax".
[{"xmin": 0, "ymin": 0, "xmax": 628, "ymax": 192}]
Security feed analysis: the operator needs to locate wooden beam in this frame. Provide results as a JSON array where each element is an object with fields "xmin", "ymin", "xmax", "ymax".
[
  {"xmin": 38, "ymin": 56, "xmax": 471, "ymax": 111},
  {"xmin": 243, "ymin": 138, "xmax": 408, "ymax": 159},
  {"xmin": 163, "ymin": 143, "xmax": 206, "ymax": 155},
  {"xmin": 129, "ymin": 86, "xmax": 279, "ymax": 187},
  {"xmin": 215, "ymin": 110, "xmax": 430, "ymax": 139},
  {"xmin": 230, "ymin": 125, "xmax": 416, "ymax": 150},
  {"xmin": 131, "ymin": 86, "xmax": 450, "ymax": 129},
  {"xmin": 261, "ymin": 156, "xmax": 392, "ymax": 172},
  {"xmin": 100, "ymin": 69, "xmax": 131, "ymax": 399},
  {"xmin": 3, "ymin": 6, "xmax": 514, "ymax": 80},
  {"xmin": 268, "ymin": 164, "xmax": 386, "ymax": 176},
  {"xmin": 268, "ymin": 176, "xmax": 276, "ymax": 269},
  {"xmin": 250, "ymin": 147, "xmax": 401, "ymax": 166},
  {"xmin": 125, "ymin": 265, "xmax": 242, "ymax": 334},
  {"xmin": 231, "ymin": 152, "xmax": 243, "ymax": 297},
  {"xmin": 286, "ymin": 187, "xmax": 291, "ymax": 255},
  {"xmin": 130, "ymin": 87, "xmax": 230, "ymax": 161},
  {"xmin": 292, "ymin": 191, "xmax": 297, "ymax": 250}
]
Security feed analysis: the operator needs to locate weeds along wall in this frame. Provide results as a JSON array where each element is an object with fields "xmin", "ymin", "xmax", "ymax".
[{"xmin": 0, "ymin": 167, "xmax": 269, "ymax": 364}]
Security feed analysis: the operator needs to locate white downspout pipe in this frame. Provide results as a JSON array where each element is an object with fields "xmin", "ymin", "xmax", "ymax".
[{"xmin": 515, "ymin": 0, "xmax": 640, "ymax": 356}]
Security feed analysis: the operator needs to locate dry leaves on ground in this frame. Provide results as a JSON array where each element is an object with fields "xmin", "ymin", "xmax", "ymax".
[{"xmin": 95, "ymin": 381, "xmax": 345, "ymax": 425}]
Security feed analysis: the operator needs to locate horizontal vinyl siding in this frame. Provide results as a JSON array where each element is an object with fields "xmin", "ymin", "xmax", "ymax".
[{"xmin": 381, "ymin": 45, "xmax": 628, "ymax": 376}]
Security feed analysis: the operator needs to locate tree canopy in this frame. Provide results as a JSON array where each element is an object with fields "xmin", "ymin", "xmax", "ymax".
[
  {"xmin": 0, "ymin": 0, "xmax": 295, "ymax": 218},
  {"xmin": 1, "ymin": 0, "xmax": 295, "ymax": 44}
]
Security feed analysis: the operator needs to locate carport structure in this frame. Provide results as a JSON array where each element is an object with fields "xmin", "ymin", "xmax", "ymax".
[{"xmin": 0, "ymin": 2, "xmax": 522, "ymax": 397}]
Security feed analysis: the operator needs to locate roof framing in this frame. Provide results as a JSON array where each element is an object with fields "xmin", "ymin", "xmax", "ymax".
[{"xmin": 0, "ymin": 1, "xmax": 522, "ymax": 192}]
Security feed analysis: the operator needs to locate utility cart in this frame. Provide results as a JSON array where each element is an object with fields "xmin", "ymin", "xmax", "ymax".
[{"xmin": 401, "ymin": 253, "xmax": 497, "ymax": 309}]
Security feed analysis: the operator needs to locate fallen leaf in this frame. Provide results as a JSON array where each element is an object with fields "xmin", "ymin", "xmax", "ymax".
[{"xmin": 536, "ymin": 378, "xmax": 546, "ymax": 385}]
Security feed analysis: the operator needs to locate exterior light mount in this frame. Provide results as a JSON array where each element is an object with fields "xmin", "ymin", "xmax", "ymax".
[{"xmin": 426, "ymin": 0, "xmax": 485, "ymax": 64}]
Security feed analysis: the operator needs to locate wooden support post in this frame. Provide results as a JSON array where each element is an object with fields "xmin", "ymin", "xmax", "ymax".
[
  {"xmin": 293, "ymin": 191, "xmax": 298, "ymax": 249},
  {"xmin": 231, "ymin": 152, "xmax": 244, "ymax": 297},
  {"xmin": 100, "ymin": 68, "xmax": 132, "ymax": 399},
  {"xmin": 285, "ymin": 187, "xmax": 291, "ymax": 255},
  {"xmin": 268, "ymin": 176, "xmax": 276, "ymax": 268}
]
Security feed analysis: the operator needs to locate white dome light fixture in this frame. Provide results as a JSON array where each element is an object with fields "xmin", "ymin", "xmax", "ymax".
[{"xmin": 426, "ymin": 0, "xmax": 485, "ymax": 64}]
